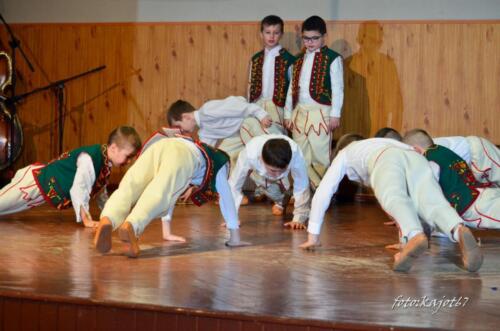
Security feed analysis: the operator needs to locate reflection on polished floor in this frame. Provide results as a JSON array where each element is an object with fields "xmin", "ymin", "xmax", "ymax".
[{"xmin": 0, "ymin": 202, "xmax": 499, "ymax": 330}]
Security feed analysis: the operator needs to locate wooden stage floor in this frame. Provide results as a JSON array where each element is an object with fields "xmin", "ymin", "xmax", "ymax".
[{"xmin": 0, "ymin": 201, "xmax": 499, "ymax": 330}]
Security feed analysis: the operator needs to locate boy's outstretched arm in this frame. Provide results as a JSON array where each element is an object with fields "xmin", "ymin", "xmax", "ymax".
[
  {"xmin": 70, "ymin": 153, "xmax": 98, "ymax": 227},
  {"xmin": 284, "ymin": 151, "xmax": 310, "ymax": 230},
  {"xmin": 299, "ymin": 152, "xmax": 347, "ymax": 249},
  {"xmin": 216, "ymin": 164, "xmax": 250, "ymax": 247},
  {"xmin": 161, "ymin": 208, "xmax": 187, "ymax": 243}
]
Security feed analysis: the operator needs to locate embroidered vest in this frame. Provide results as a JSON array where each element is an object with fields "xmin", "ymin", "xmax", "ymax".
[
  {"xmin": 424, "ymin": 145, "xmax": 487, "ymax": 215},
  {"xmin": 249, "ymin": 48, "xmax": 295, "ymax": 107},
  {"xmin": 190, "ymin": 141, "xmax": 230, "ymax": 206},
  {"xmin": 291, "ymin": 46, "xmax": 340, "ymax": 108},
  {"xmin": 33, "ymin": 145, "xmax": 111, "ymax": 209}
]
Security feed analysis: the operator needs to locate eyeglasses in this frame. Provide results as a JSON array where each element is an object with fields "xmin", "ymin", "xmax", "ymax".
[{"xmin": 302, "ymin": 35, "xmax": 322, "ymax": 42}]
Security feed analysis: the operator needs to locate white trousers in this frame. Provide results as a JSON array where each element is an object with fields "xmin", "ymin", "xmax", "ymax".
[
  {"xmin": 291, "ymin": 104, "xmax": 332, "ymax": 188},
  {"xmin": 369, "ymin": 148, "xmax": 463, "ymax": 243},
  {"xmin": 467, "ymin": 136, "xmax": 500, "ymax": 187},
  {"xmin": 0, "ymin": 164, "xmax": 45, "ymax": 215},
  {"xmin": 254, "ymin": 99, "xmax": 286, "ymax": 134},
  {"xmin": 101, "ymin": 139, "xmax": 198, "ymax": 236}
]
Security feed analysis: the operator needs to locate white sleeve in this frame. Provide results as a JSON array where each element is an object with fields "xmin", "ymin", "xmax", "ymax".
[
  {"xmin": 216, "ymin": 164, "xmax": 239, "ymax": 229},
  {"xmin": 290, "ymin": 151, "xmax": 311, "ymax": 223},
  {"xmin": 228, "ymin": 151, "xmax": 252, "ymax": 212},
  {"xmin": 243, "ymin": 100, "xmax": 268, "ymax": 121},
  {"xmin": 329, "ymin": 56, "xmax": 344, "ymax": 118},
  {"xmin": 307, "ymin": 151, "xmax": 348, "ymax": 235},
  {"xmin": 70, "ymin": 153, "xmax": 96, "ymax": 223}
]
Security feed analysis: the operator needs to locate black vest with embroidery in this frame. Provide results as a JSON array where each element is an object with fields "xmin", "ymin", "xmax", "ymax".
[
  {"xmin": 33, "ymin": 145, "xmax": 111, "ymax": 209},
  {"xmin": 291, "ymin": 46, "xmax": 340, "ymax": 108},
  {"xmin": 249, "ymin": 48, "xmax": 295, "ymax": 107},
  {"xmin": 424, "ymin": 145, "xmax": 488, "ymax": 215}
]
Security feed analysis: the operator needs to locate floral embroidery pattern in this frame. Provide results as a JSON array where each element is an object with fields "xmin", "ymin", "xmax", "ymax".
[{"xmin": 249, "ymin": 51, "xmax": 264, "ymax": 103}]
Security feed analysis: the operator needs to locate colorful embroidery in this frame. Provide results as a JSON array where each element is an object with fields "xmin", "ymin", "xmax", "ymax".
[
  {"xmin": 272, "ymin": 49, "xmax": 291, "ymax": 107},
  {"xmin": 249, "ymin": 51, "xmax": 264, "ymax": 103},
  {"xmin": 250, "ymin": 49, "xmax": 294, "ymax": 107},
  {"xmin": 291, "ymin": 46, "xmax": 339, "ymax": 108}
]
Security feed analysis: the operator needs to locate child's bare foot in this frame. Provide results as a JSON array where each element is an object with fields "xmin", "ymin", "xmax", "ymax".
[
  {"xmin": 393, "ymin": 233, "xmax": 427, "ymax": 272},
  {"xmin": 94, "ymin": 217, "xmax": 113, "ymax": 253},
  {"xmin": 81, "ymin": 207, "xmax": 99, "ymax": 228},
  {"xmin": 163, "ymin": 234, "xmax": 186, "ymax": 243},
  {"xmin": 118, "ymin": 221, "xmax": 140, "ymax": 258}
]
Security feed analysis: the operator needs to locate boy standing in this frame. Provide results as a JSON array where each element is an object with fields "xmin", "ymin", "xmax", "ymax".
[
  {"xmin": 229, "ymin": 134, "xmax": 310, "ymax": 229},
  {"xmin": 94, "ymin": 136, "xmax": 248, "ymax": 258},
  {"xmin": 284, "ymin": 15, "xmax": 344, "ymax": 189},
  {"xmin": 248, "ymin": 15, "xmax": 295, "ymax": 134},
  {"xmin": 403, "ymin": 129, "xmax": 500, "ymax": 230},
  {"xmin": 300, "ymin": 135, "xmax": 483, "ymax": 273},
  {"xmin": 0, "ymin": 126, "xmax": 141, "ymax": 227}
]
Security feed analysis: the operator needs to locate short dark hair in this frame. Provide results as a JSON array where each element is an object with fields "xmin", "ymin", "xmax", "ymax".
[
  {"xmin": 333, "ymin": 133, "xmax": 365, "ymax": 158},
  {"xmin": 108, "ymin": 126, "xmax": 142, "ymax": 152},
  {"xmin": 261, "ymin": 15, "xmax": 284, "ymax": 32},
  {"xmin": 166, "ymin": 100, "xmax": 195, "ymax": 126},
  {"xmin": 262, "ymin": 138, "xmax": 292, "ymax": 169},
  {"xmin": 374, "ymin": 127, "xmax": 402, "ymax": 141},
  {"xmin": 302, "ymin": 16, "xmax": 327, "ymax": 35}
]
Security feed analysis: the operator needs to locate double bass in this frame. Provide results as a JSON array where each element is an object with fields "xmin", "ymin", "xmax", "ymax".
[{"xmin": 0, "ymin": 50, "xmax": 23, "ymax": 171}]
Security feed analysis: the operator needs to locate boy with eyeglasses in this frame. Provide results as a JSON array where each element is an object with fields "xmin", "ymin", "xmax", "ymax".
[{"xmin": 284, "ymin": 15, "xmax": 344, "ymax": 189}]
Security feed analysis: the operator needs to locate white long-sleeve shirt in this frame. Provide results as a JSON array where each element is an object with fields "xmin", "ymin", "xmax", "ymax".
[
  {"xmin": 308, "ymin": 138, "xmax": 413, "ymax": 235},
  {"xmin": 194, "ymin": 96, "xmax": 269, "ymax": 146},
  {"xmin": 229, "ymin": 134, "xmax": 310, "ymax": 223},
  {"xmin": 69, "ymin": 153, "xmax": 109, "ymax": 223},
  {"xmin": 434, "ymin": 136, "xmax": 471, "ymax": 164},
  {"xmin": 158, "ymin": 138, "xmax": 239, "ymax": 229},
  {"xmin": 284, "ymin": 49, "xmax": 344, "ymax": 119},
  {"xmin": 261, "ymin": 45, "xmax": 282, "ymax": 100}
]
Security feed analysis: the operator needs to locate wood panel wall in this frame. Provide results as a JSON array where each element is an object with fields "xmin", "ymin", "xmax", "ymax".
[{"xmin": 0, "ymin": 20, "xmax": 498, "ymax": 169}]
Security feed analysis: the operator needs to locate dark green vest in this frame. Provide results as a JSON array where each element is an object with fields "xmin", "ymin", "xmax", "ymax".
[
  {"xmin": 291, "ymin": 46, "xmax": 341, "ymax": 108},
  {"xmin": 424, "ymin": 145, "xmax": 482, "ymax": 214},
  {"xmin": 190, "ymin": 141, "xmax": 230, "ymax": 206},
  {"xmin": 249, "ymin": 48, "xmax": 295, "ymax": 107},
  {"xmin": 33, "ymin": 145, "xmax": 110, "ymax": 209}
]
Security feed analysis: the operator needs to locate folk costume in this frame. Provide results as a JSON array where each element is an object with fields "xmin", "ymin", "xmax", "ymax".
[
  {"xmin": 100, "ymin": 137, "xmax": 239, "ymax": 237},
  {"xmin": 284, "ymin": 46, "xmax": 344, "ymax": 188},
  {"xmin": 0, "ymin": 145, "xmax": 111, "ymax": 223},
  {"xmin": 434, "ymin": 136, "xmax": 500, "ymax": 187},
  {"xmin": 229, "ymin": 134, "xmax": 310, "ymax": 223},
  {"xmin": 248, "ymin": 45, "xmax": 295, "ymax": 133},
  {"xmin": 424, "ymin": 145, "xmax": 500, "ymax": 229}
]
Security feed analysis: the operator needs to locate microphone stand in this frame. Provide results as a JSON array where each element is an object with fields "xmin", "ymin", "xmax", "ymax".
[{"xmin": 7, "ymin": 65, "xmax": 106, "ymax": 155}]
